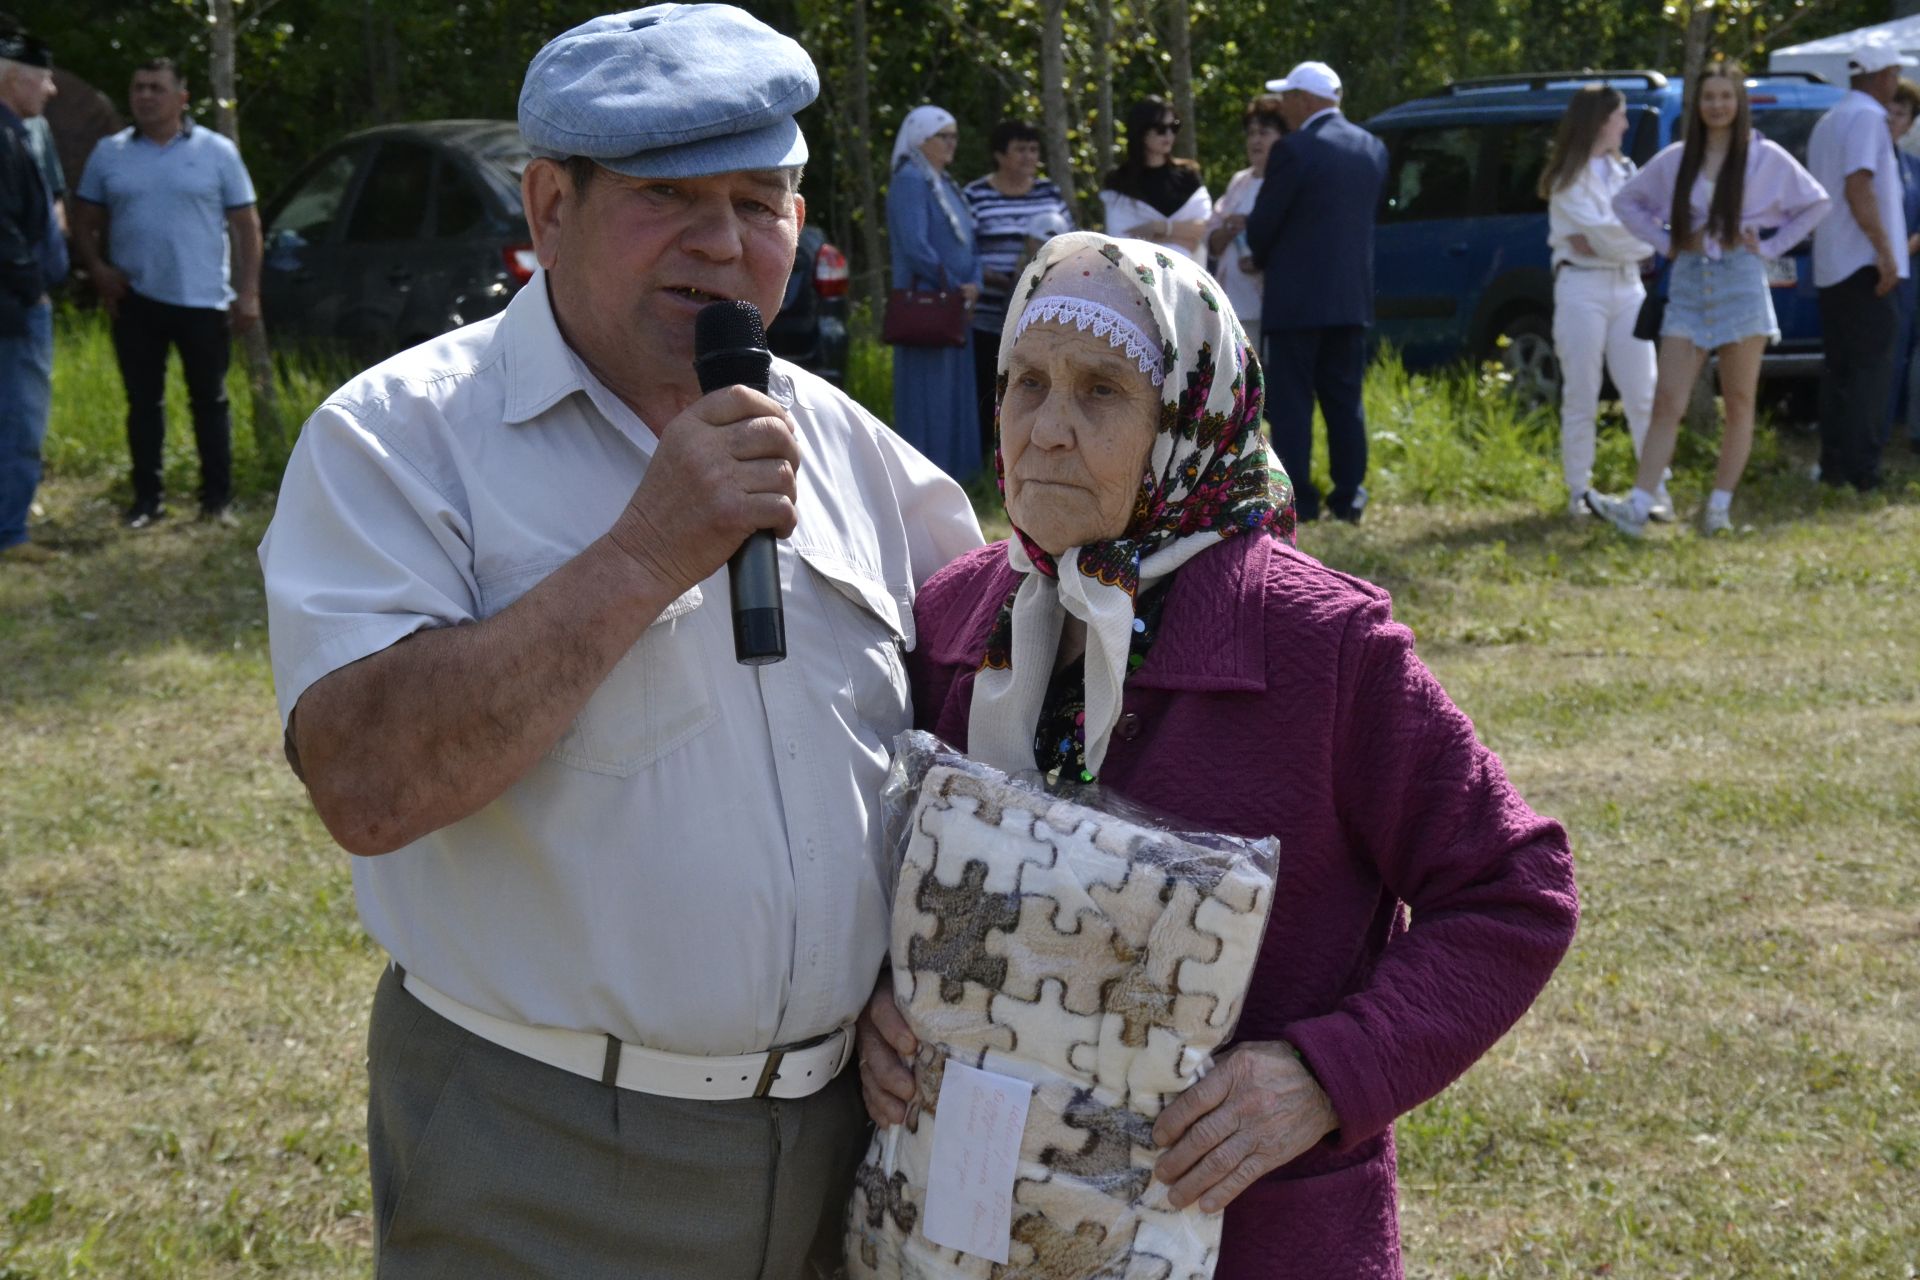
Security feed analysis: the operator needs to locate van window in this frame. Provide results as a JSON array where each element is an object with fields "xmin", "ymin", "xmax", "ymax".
[
  {"xmin": 1381, "ymin": 127, "xmax": 1480, "ymax": 222},
  {"xmin": 1492, "ymin": 120, "xmax": 1556, "ymax": 215},
  {"xmin": 1752, "ymin": 109, "xmax": 1825, "ymax": 167}
]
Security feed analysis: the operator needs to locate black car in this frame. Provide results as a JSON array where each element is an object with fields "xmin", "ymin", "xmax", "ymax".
[{"xmin": 259, "ymin": 120, "xmax": 848, "ymax": 381}]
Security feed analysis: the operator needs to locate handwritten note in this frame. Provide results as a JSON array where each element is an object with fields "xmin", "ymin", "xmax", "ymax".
[{"xmin": 920, "ymin": 1060, "xmax": 1034, "ymax": 1263}]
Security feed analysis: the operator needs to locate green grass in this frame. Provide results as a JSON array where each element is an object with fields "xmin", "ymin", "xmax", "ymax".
[
  {"xmin": 4, "ymin": 310, "xmax": 1919, "ymax": 1277},
  {"xmin": 42, "ymin": 307, "xmax": 353, "ymax": 503}
]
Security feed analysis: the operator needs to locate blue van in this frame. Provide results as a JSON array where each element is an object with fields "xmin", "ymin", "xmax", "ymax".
[{"xmin": 1362, "ymin": 70, "xmax": 1846, "ymax": 400}]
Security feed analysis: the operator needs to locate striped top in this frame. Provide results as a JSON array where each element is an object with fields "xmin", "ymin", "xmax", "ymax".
[{"xmin": 961, "ymin": 175, "xmax": 1075, "ymax": 332}]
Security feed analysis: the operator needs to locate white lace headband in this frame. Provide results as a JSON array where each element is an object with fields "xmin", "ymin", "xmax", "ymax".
[{"xmin": 1012, "ymin": 297, "xmax": 1167, "ymax": 386}]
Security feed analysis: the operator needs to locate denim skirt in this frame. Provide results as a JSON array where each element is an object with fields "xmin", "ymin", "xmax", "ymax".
[{"xmin": 1663, "ymin": 248, "xmax": 1778, "ymax": 348}]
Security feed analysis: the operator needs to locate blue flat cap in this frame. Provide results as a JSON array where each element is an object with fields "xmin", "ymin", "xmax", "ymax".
[{"xmin": 518, "ymin": 4, "xmax": 818, "ymax": 179}]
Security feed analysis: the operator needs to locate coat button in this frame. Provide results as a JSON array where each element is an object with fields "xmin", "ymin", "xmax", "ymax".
[{"xmin": 1116, "ymin": 712, "xmax": 1142, "ymax": 741}]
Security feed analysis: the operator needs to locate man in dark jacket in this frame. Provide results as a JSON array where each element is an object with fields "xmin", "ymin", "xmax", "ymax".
[
  {"xmin": 0, "ymin": 18, "xmax": 57, "ymax": 563},
  {"xmin": 1246, "ymin": 60, "xmax": 1388, "ymax": 523}
]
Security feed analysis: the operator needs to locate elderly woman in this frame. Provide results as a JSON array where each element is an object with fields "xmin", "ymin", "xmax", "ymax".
[
  {"xmin": 1101, "ymin": 97, "xmax": 1212, "ymax": 263},
  {"xmin": 856, "ymin": 232, "xmax": 1578, "ymax": 1275},
  {"xmin": 888, "ymin": 104, "xmax": 983, "ymax": 482}
]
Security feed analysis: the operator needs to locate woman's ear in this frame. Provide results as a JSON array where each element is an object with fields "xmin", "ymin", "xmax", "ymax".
[{"xmin": 523, "ymin": 158, "xmax": 569, "ymax": 271}]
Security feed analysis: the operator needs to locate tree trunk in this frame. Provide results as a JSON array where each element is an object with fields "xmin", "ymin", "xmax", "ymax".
[
  {"xmin": 1681, "ymin": 3, "xmax": 1712, "ymax": 87},
  {"xmin": 208, "ymin": 0, "xmax": 287, "ymax": 473},
  {"xmin": 1092, "ymin": 0, "xmax": 1114, "ymax": 222},
  {"xmin": 844, "ymin": 0, "xmax": 887, "ymax": 315},
  {"xmin": 1040, "ymin": 0, "xmax": 1080, "ymax": 214},
  {"xmin": 363, "ymin": 0, "xmax": 402, "ymax": 124},
  {"xmin": 1164, "ymin": 0, "xmax": 1197, "ymax": 162},
  {"xmin": 1682, "ymin": 1, "xmax": 1718, "ymax": 433}
]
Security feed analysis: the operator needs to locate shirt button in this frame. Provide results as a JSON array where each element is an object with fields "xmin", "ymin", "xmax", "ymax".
[
  {"xmin": 808, "ymin": 946, "xmax": 821, "ymax": 966},
  {"xmin": 1117, "ymin": 712, "xmax": 1142, "ymax": 741},
  {"xmin": 805, "ymin": 839, "xmax": 818, "ymax": 862},
  {"xmin": 786, "ymin": 738, "xmax": 799, "ymax": 757}
]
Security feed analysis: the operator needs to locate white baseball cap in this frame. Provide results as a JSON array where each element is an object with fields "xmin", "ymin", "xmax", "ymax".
[
  {"xmin": 1848, "ymin": 40, "xmax": 1917, "ymax": 74},
  {"xmin": 1265, "ymin": 61, "xmax": 1342, "ymax": 99}
]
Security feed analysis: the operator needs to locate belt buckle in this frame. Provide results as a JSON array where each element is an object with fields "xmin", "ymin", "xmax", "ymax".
[{"xmin": 752, "ymin": 1048, "xmax": 786, "ymax": 1098}]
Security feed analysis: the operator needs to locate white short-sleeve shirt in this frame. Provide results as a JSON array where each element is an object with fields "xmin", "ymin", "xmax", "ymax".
[
  {"xmin": 259, "ymin": 274, "xmax": 983, "ymax": 1055},
  {"xmin": 1810, "ymin": 90, "xmax": 1910, "ymax": 288}
]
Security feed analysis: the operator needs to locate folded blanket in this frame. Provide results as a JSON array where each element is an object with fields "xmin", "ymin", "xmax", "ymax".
[{"xmin": 847, "ymin": 757, "xmax": 1277, "ymax": 1279}]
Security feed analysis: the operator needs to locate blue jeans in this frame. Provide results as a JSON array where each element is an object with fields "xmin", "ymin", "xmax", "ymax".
[{"xmin": 0, "ymin": 299, "xmax": 53, "ymax": 551}]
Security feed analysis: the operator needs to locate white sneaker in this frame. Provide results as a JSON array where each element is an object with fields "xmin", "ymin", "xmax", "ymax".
[
  {"xmin": 1569, "ymin": 490, "xmax": 1593, "ymax": 518},
  {"xmin": 1584, "ymin": 490, "xmax": 1648, "ymax": 538},
  {"xmin": 1647, "ymin": 487, "xmax": 1676, "ymax": 523},
  {"xmin": 1701, "ymin": 505, "xmax": 1732, "ymax": 536}
]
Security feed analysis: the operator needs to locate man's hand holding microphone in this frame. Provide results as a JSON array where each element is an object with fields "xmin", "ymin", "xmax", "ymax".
[{"xmin": 606, "ymin": 301, "xmax": 793, "ymax": 664}]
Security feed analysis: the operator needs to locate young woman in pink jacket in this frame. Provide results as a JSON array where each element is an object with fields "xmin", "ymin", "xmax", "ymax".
[{"xmin": 1587, "ymin": 61, "xmax": 1830, "ymax": 536}]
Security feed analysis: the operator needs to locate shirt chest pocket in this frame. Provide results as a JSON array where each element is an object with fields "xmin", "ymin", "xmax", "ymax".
[
  {"xmin": 794, "ymin": 546, "xmax": 912, "ymax": 746},
  {"xmin": 547, "ymin": 586, "xmax": 716, "ymax": 778}
]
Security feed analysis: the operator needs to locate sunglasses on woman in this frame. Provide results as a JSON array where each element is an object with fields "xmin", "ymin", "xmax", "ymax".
[{"xmin": 1149, "ymin": 120, "xmax": 1181, "ymax": 134}]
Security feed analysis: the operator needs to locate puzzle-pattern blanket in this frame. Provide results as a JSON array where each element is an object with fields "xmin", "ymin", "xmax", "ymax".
[{"xmin": 846, "ymin": 759, "xmax": 1277, "ymax": 1279}]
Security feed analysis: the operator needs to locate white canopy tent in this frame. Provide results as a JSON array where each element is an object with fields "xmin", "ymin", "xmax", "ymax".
[{"xmin": 1769, "ymin": 14, "xmax": 1920, "ymax": 89}]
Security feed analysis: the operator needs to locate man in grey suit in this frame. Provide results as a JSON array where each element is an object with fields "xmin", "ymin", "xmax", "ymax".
[{"xmin": 1246, "ymin": 61, "xmax": 1389, "ymax": 523}]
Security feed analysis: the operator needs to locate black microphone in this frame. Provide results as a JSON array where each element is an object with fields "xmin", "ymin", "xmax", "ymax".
[{"xmin": 693, "ymin": 300, "xmax": 786, "ymax": 666}]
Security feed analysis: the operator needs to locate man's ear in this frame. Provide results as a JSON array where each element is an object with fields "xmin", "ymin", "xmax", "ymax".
[
  {"xmin": 794, "ymin": 192, "xmax": 807, "ymax": 234},
  {"xmin": 523, "ymin": 158, "xmax": 569, "ymax": 271}
]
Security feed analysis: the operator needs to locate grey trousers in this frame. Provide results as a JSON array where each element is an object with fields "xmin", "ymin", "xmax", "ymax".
[{"xmin": 366, "ymin": 965, "xmax": 868, "ymax": 1279}]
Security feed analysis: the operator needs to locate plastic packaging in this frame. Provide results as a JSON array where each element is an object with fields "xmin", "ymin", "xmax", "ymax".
[{"xmin": 848, "ymin": 731, "xmax": 1281, "ymax": 1279}]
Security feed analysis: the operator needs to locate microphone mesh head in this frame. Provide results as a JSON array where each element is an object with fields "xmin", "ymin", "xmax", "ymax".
[{"xmin": 694, "ymin": 299, "xmax": 766, "ymax": 353}]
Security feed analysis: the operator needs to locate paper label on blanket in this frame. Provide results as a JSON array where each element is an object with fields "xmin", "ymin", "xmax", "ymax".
[{"xmin": 920, "ymin": 1061, "xmax": 1033, "ymax": 1264}]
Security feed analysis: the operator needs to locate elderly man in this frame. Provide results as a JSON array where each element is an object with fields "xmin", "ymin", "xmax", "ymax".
[
  {"xmin": 1809, "ymin": 41, "xmax": 1915, "ymax": 493},
  {"xmin": 1245, "ymin": 60, "xmax": 1388, "ymax": 524},
  {"xmin": 71, "ymin": 56, "xmax": 260, "ymax": 527},
  {"xmin": 259, "ymin": 6, "xmax": 980, "ymax": 1276},
  {"xmin": 0, "ymin": 19, "xmax": 56, "ymax": 564}
]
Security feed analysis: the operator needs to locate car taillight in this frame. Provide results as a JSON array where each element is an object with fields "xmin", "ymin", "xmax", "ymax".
[
  {"xmin": 503, "ymin": 244, "xmax": 538, "ymax": 285},
  {"xmin": 813, "ymin": 243, "xmax": 849, "ymax": 298}
]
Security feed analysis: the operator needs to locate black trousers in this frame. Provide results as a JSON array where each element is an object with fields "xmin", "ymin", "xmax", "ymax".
[
  {"xmin": 111, "ymin": 290, "xmax": 232, "ymax": 510},
  {"xmin": 1264, "ymin": 324, "xmax": 1369, "ymax": 521},
  {"xmin": 1817, "ymin": 266, "xmax": 1897, "ymax": 492},
  {"xmin": 971, "ymin": 323, "xmax": 1002, "ymax": 469}
]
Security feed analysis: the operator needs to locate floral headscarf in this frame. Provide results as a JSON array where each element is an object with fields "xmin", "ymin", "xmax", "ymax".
[{"xmin": 967, "ymin": 231, "xmax": 1295, "ymax": 779}]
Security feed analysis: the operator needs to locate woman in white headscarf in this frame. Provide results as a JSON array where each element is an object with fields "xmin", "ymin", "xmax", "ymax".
[
  {"xmin": 887, "ymin": 105, "xmax": 984, "ymax": 481},
  {"xmin": 854, "ymin": 234, "xmax": 1579, "ymax": 1278}
]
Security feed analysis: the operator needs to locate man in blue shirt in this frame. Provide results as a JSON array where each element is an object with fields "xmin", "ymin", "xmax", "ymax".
[
  {"xmin": 72, "ymin": 56, "xmax": 261, "ymax": 527},
  {"xmin": 0, "ymin": 19, "xmax": 58, "ymax": 564}
]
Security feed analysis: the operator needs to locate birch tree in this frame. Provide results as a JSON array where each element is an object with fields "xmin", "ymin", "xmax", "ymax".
[{"xmin": 208, "ymin": 0, "xmax": 286, "ymax": 470}]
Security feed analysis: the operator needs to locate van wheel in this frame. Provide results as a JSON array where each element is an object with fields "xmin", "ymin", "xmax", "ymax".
[{"xmin": 1496, "ymin": 313, "xmax": 1560, "ymax": 409}]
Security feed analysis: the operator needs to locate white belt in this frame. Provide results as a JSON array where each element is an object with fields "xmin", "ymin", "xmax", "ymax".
[{"xmin": 398, "ymin": 967, "xmax": 855, "ymax": 1102}]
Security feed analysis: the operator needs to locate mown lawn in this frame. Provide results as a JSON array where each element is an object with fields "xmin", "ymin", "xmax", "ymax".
[{"xmin": 2, "ymin": 312, "xmax": 1916, "ymax": 1277}]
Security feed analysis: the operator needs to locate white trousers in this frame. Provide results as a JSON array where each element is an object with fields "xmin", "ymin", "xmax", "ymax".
[{"xmin": 1552, "ymin": 265, "xmax": 1656, "ymax": 495}]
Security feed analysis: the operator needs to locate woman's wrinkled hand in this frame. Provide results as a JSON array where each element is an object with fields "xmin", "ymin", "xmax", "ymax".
[
  {"xmin": 855, "ymin": 973, "xmax": 918, "ymax": 1126},
  {"xmin": 1150, "ymin": 1040, "xmax": 1338, "ymax": 1213}
]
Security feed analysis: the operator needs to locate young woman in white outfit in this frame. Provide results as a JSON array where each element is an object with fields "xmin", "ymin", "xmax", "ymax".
[
  {"xmin": 1540, "ymin": 85, "xmax": 1670, "ymax": 520},
  {"xmin": 1100, "ymin": 97, "xmax": 1212, "ymax": 264}
]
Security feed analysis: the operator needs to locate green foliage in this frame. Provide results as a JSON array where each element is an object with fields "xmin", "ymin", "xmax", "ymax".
[
  {"xmin": 844, "ymin": 301, "xmax": 894, "ymax": 422},
  {"xmin": 44, "ymin": 0, "xmax": 1896, "ymax": 279}
]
